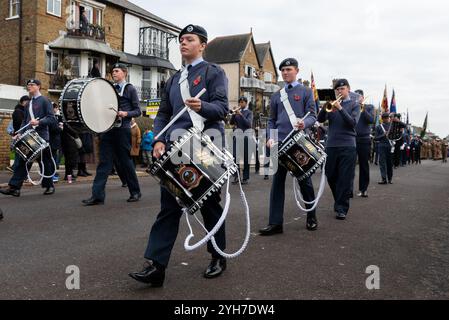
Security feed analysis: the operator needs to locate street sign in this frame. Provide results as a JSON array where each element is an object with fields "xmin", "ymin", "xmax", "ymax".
[{"xmin": 146, "ymin": 99, "xmax": 161, "ymax": 119}]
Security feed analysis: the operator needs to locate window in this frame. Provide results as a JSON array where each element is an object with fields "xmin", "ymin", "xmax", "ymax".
[
  {"xmin": 45, "ymin": 51, "xmax": 62, "ymax": 74},
  {"xmin": 264, "ymin": 72, "xmax": 273, "ymax": 83},
  {"xmin": 67, "ymin": 55, "xmax": 80, "ymax": 77},
  {"xmin": 141, "ymin": 70, "xmax": 152, "ymax": 100},
  {"xmin": 245, "ymin": 65, "xmax": 256, "ymax": 78},
  {"xmin": 9, "ymin": 0, "xmax": 20, "ymax": 18},
  {"xmin": 47, "ymin": 0, "xmax": 61, "ymax": 17}
]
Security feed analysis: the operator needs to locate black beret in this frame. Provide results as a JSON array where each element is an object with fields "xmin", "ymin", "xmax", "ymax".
[
  {"xmin": 333, "ymin": 79, "xmax": 350, "ymax": 89},
  {"xmin": 381, "ymin": 112, "xmax": 390, "ymax": 119},
  {"xmin": 19, "ymin": 95, "xmax": 30, "ymax": 103},
  {"xmin": 112, "ymin": 63, "xmax": 128, "ymax": 71},
  {"xmin": 355, "ymin": 89, "xmax": 364, "ymax": 96},
  {"xmin": 238, "ymin": 96, "xmax": 248, "ymax": 102},
  {"xmin": 26, "ymin": 79, "xmax": 41, "ymax": 86},
  {"xmin": 279, "ymin": 58, "xmax": 298, "ymax": 70},
  {"xmin": 179, "ymin": 24, "xmax": 208, "ymax": 42}
]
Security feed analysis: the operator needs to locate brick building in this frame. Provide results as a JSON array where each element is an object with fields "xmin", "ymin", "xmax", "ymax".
[{"xmin": 204, "ymin": 32, "xmax": 279, "ymax": 119}]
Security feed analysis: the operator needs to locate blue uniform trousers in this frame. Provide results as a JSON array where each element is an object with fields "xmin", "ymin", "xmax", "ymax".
[
  {"xmin": 144, "ymin": 187, "xmax": 226, "ymax": 267},
  {"xmin": 92, "ymin": 127, "xmax": 140, "ymax": 201},
  {"xmin": 268, "ymin": 165, "xmax": 316, "ymax": 225},
  {"xmin": 325, "ymin": 147, "xmax": 357, "ymax": 214}
]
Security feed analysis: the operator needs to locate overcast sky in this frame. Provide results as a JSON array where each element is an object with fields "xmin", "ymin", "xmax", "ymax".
[{"xmin": 132, "ymin": 0, "xmax": 449, "ymax": 138}]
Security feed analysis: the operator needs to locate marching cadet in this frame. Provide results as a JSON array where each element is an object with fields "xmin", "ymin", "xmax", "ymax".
[
  {"xmin": 374, "ymin": 113, "xmax": 394, "ymax": 185},
  {"xmin": 442, "ymin": 138, "xmax": 448, "ymax": 163},
  {"xmin": 230, "ymin": 96, "xmax": 254, "ymax": 185},
  {"xmin": 129, "ymin": 24, "xmax": 230, "ymax": 287},
  {"xmin": 82, "ymin": 63, "xmax": 142, "ymax": 205},
  {"xmin": 317, "ymin": 79, "xmax": 360, "ymax": 220},
  {"xmin": 259, "ymin": 57, "xmax": 318, "ymax": 235},
  {"xmin": 0, "ymin": 79, "xmax": 57, "ymax": 197},
  {"xmin": 354, "ymin": 89, "xmax": 375, "ymax": 198}
]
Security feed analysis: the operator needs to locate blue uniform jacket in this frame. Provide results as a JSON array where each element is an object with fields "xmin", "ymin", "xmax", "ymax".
[
  {"xmin": 230, "ymin": 108, "xmax": 253, "ymax": 131},
  {"xmin": 117, "ymin": 84, "xmax": 142, "ymax": 128},
  {"xmin": 318, "ymin": 97, "xmax": 360, "ymax": 147},
  {"xmin": 21, "ymin": 96, "xmax": 56, "ymax": 141},
  {"xmin": 153, "ymin": 61, "xmax": 229, "ymax": 146},
  {"xmin": 356, "ymin": 104, "xmax": 375, "ymax": 144},
  {"xmin": 268, "ymin": 84, "xmax": 317, "ymax": 141}
]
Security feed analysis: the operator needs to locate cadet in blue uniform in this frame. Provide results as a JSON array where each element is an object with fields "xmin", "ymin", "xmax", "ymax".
[
  {"xmin": 230, "ymin": 96, "xmax": 253, "ymax": 185},
  {"xmin": 0, "ymin": 79, "xmax": 57, "ymax": 197},
  {"xmin": 82, "ymin": 63, "xmax": 142, "ymax": 205},
  {"xmin": 374, "ymin": 112, "xmax": 394, "ymax": 184},
  {"xmin": 259, "ymin": 58, "xmax": 318, "ymax": 235},
  {"xmin": 318, "ymin": 79, "xmax": 360, "ymax": 220},
  {"xmin": 129, "ymin": 25, "xmax": 230, "ymax": 287},
  {"xmin": 355, "ymin": 89, "xmax": 375, "ymax": 198}
]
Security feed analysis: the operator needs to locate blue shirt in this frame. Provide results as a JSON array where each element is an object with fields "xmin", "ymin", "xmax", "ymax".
[
  {"xmin": 153, "ymin": 60, "xmax": 229, "ymax": 145},
  {"xmin": 317, "ymin": 95, "xmax": 361, "ymax": 147},
  {"xmin": 268, "ymin": 83, "xmax": 317, "ymax": 141}
]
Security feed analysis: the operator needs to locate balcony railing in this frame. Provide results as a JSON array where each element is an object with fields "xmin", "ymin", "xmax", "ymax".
[
  {"xmin": 67, "ymin": 24, "xmax": 105, "ymax": 41},
  {"xmin": 264, "ymin": 83, "xmax": 281, "ymax": 94},
  {"xmin": 240, "ymin": 77, "xmax": 266, "ymax": 90},
  {"xmin": 135, "ymin": 87, "xmax": 161, "ymax": 101},
  {"xmin": 139, "ymin": 43, "xmax": 169, "ymax": 60}
]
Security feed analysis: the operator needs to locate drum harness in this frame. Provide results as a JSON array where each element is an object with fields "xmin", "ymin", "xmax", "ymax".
[
  {"xmin": 154, "ymin": 70, "xmax": 251, "ymax": 259},
  {"xmin": 279, "ymin": 88, "xmax": 327, "ymax": 213}
]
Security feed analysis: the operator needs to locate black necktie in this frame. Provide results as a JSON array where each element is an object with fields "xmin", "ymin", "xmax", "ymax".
[
  {"xmin": 288, "ymin": 84, "xmax": 293, "ymax": 89},
  {"xmin": 114, "ymin": 84, "xmax": 121, "ymax": 92},
  {"xmin": 187, "ymin": 65, "xmax": 192, "ymax": 71}
]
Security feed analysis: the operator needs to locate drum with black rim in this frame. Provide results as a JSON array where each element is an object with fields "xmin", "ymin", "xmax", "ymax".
[{"xmin": 60, "ymin": 78, "xmax": 119, "ymax": 134}]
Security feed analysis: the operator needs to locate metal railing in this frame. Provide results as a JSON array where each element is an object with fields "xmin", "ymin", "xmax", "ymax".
[
  {"xmin": 67, "ymin": 24, "xmax": 105, "ymax": 41},
  {"xmin": 240, "ymin": 77, "xmax": 266, "ymax": 90},
  {"xmin": 139, "ymin": 43, "xmax": 169, "ymax": 59},
  {"xmin": 135, "ymin": 86, "xmax": 160, "ymax": 101}
]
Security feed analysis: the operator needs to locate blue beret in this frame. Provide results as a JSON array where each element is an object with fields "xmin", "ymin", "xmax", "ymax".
[
  {"xmin": 279, "ymin": 58, "xmax": 299, "ymax": 70},
  {"xmin": 113, "ymin": 63, "xmax": 128, "ymax": 71},
  {"xmin": 26, "ymin": 79, "xmax": 41, "ymax": 86},
  {"xmin": 179, "ymin": 24, "xmax": 208, "ymax": 42},
  {"xmin": 334, "ymin": 79, "xmax": 350, "ymax": 89}
]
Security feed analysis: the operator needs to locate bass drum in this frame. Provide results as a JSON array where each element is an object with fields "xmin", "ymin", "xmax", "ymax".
[{"xmin": 60, "ymin": 78, "xmax": 119, "ymax": 134}]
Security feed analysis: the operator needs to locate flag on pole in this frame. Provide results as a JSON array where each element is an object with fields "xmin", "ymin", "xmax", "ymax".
[
  {"xmin": 390, "ymin": 89, "xmax": 397, "ymax": 114},
  {"xmin": 311, "ymin": 71, "xmax": 320, "ymax": 114},
  {"xmin": 420, "ymin": 112, "xmax": 428, "ymax": 138},
  {"xmin": 381, "ymin": 85, "xmax": 389, "ymax": 113},
  {"xmin": 406, "ymin": 108, "xmax": 409, "ymax": 125}
]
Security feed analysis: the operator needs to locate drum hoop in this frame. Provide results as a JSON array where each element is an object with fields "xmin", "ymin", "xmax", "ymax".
[
  {"xmin": 60, "ymin": 78, "xmax": 118, "ymax": 134},
  {"xmin": 13, "ymin": 129, "xmax": 48, "ymax": 162}
]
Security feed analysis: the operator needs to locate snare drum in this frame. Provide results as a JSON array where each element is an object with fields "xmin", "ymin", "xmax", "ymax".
[
  {"xmin": 60, "ymin": 78, "xmax": 119, "ymax": 134},
  {"xmin": 13, "ymin": 129, "xmax": 49, "ymax": 162},
  {"xmin": 276, "ymin": 130, "xmax": 326, "ymax": 182},
  {"xmin": 150, "ymin": 127, "xmax": 238, "ymax": 215}
]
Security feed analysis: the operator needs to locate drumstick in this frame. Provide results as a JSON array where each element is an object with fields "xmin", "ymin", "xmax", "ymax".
[
  {"xmin": 273, "ymin": 112, "xmax": 312, "ymax": 147},
  {"xmin": 155, "ymin": 88, "xmax": 207, "ymax": 141},
  {"xmin": 15, "ymin": 117, "xmax": 43, "ymax": 134}
]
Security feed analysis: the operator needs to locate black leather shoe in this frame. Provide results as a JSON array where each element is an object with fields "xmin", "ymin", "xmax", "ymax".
[
  {"xmin": 357, "ymin": 191, "xmax": 368, "ymax": 198},
  {"xmin": 121, "ymin": 183, "xmax": 128, "ymax": 188},
  {"xmin": 388, "ymin": 181, "xmax": 393, "ymax": 184},
  {"xmin": 43, "ymin": 187, "xmax": 55, "ymax": 195},
  {"xmin": 77, "ymin": 171, "xmax": 87, "ymax": 177},
  {"xmin": 82, "ymin": 197, "xmax": 104, "ymax": 206},
  {"xmin": 204, "ymin": 257, "xmax": 226, "ymax": 279},
  {"xmin": 264, "ymin": 175, "xmax": 269, "ymax": 180},
  {"xmin": 259, "ymin": 224, "xmax": 283, "ymax": 236},
  {"xmin": 83, "ymin": 170, "xmax": 92, "ymax": 176},
  {"xmin": 0, "ymin": 187, "xmax": 20, "ymax": 197},
  {"xmin": 129, "ymin": 261, "xmax": 165, "ymax": 287},
  {"xmin": 0, "ymin": 209, "xmax": 4, "ymax": 220},
  {"xmin": 241, "ymin": 179, "xmax": 249, "ymax": 185},
  {"xmin": 127, "ymin": 193, "xmax": 141, "ymax": 202},
  {"xmin": 378, "ymin": 180, "xmax": 387, "ymax": 185},
  {"xmin": 306, "ymin": 213, "xmax": 318, "ymax": 231},
  {"xmin": 336, "ymin": 212, "xmax": 346, "ymax": 220}
]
